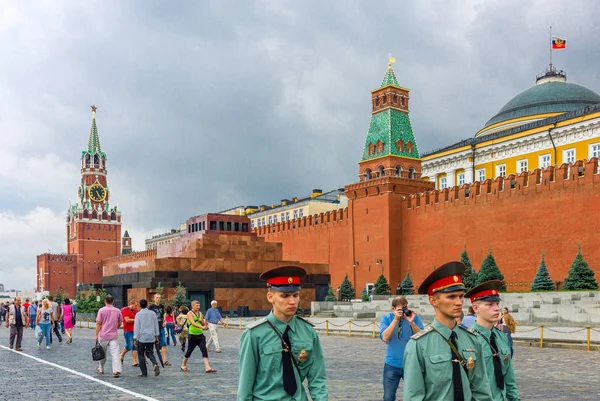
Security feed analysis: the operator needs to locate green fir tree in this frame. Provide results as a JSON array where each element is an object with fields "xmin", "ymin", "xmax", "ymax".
[
  {"xmin": 461, "ymin": 246, "xmax": 477, "ymax": 291},
  {"xmin": 400, "ymin": 271, "xmax": 414, "ymax": 295},
  {"xmin": 155, "ymin": 281, "xmax": 165, "ymax": 301},
  {"xmin": 563, "ymin": 248, "xmax": 598, "ymax": 290},
  {"xmin": 340, "ymin": 274, "xmax": 355, "ymax": 301},
  {"xmin": 374, "ymin": 274, "xmax": 392, "ymax": 295},
  {"xmin": 361, "ymin": 290, "xmax": 370, "ymax": 302},
  {"xmin": 172, "ymin": 282, "xmax": 189, "ymax": 309},
  {"xmin": 476, "ymin": 251, "xmax": 506, "ymax": 290},
  {"xmin": 324, "ymin": 284, "xmax": 336, "ymax": 302},
  {"xmin": 531, "ymin": 253, "xmax": 556, "ymax": 291}
]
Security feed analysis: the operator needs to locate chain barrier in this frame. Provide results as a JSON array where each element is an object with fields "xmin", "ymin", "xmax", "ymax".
[{"xmin": 544, "ymin": 327, "xmax": 587, "ymax": 334}]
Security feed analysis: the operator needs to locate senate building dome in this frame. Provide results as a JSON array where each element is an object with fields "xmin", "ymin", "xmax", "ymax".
[{"xmin": 476, "ymin": 69, "xmax": 600, "ymax": 137}]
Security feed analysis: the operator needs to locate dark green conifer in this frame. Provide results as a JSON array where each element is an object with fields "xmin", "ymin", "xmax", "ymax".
[
  {"xmin": 475, "ymin": 251, "xmax": 506, "ymax": 290},
  {"xmin": 531, "ymin": 253, "xmax": 556, "ymax": 291},
  {"xmin": 563, "ymin": 248, "xmax": 598, "ymax": 290}
]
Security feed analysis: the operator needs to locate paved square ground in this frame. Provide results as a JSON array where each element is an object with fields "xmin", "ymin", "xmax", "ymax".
[{"xmin": 0, "ymin": 325, "xmax": 598, "ymax": 400}]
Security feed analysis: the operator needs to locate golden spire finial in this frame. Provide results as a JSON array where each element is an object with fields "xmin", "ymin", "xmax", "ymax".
[{"xmin": 388, "ymin": 54, "xmax": 396, "ymax": 68}]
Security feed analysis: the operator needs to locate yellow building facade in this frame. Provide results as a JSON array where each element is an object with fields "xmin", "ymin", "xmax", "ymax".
[{"xmin": 422, "ymin": 68, "xmax": 600, "ymax": 187}]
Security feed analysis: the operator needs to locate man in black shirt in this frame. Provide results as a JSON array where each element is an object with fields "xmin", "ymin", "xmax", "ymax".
[{"xmin": 148, "ymin": 293, "xmax": 170, "ymax": 366}]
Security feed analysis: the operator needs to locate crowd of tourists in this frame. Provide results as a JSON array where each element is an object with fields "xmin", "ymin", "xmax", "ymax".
[{"xmin": 2, "ymin": 293, "xmax": 226, "ymax": 379}]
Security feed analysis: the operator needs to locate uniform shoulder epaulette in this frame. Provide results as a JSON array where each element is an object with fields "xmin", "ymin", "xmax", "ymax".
[
  {"xmin": 462, "ymin": 325, "xmax": 478, "ymax": 336},
  {"xmin": 295, "ymin": 316, "xmax": 315, "ymax": 327},
  {"xmin": 246, "ymin": 318, "xmax": 268, "ymax": 330},
  {"xmin": 411, "ymin": 325, "xmax": 433, "ymax": 340}
]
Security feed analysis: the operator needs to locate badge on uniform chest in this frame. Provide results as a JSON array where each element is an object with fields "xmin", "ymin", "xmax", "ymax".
[
  {"xmin": 503, "ymin": 354, "xmax": 509, "ymax": 364},
  {"xmin": 467, "ymin": 356, "xmax": 475, "ymax": 370},
  {"xmin": 298, "ymin": 349, "xmax": 308, "ymax": 362}
]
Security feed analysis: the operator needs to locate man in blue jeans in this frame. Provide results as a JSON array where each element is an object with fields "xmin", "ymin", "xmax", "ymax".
[{"xmin": 380, "ymin": 296, "xmax": 424, "ymax": 401}]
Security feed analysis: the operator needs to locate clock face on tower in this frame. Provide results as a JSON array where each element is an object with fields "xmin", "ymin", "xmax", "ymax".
[{"xmin": 88, "ymin": 183, "xmax": 107, "ymax": 202}]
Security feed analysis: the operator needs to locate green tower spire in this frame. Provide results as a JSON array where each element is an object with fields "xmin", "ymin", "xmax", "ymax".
[
  {"xmin": 87, "ymin": 105, "xmax": 102, "ymax": 154},
  {"xmin": 361, "ymin": 61, "xmax": 420, "ymax": 161}
]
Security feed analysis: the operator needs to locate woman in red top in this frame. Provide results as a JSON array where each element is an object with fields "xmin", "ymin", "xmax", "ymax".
[{"xmin": 163, "ymin": 305, "xmax": 177, "ymax": 346}]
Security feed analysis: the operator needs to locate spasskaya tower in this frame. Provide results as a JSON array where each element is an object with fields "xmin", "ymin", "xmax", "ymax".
[{"xmin": 37, "ymin": 106, "xmax": 123, "ymax": 296}]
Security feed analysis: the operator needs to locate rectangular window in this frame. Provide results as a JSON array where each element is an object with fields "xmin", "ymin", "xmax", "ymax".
[
  {"xmin": 286, "ymin": 212, "xmax": 290, "ymax": 221},
  {"xmin": 268, "ymin": 216, "xmax": 272, "ymax": 225},
  {"xmin": 477, "ymin": 169, "xmax": 486, "ymax": 182},
  {"xmin": 219, "ymin": 222, "xmax": 225, "ymax": 231},
  {"xmin": 226, "ymin": 222, "xmax": 232, "ymax": 231},
  {"xmin": 273, "ymin": 215, "xmax": 277, "ymax": 223},
  {"xmin": 281, "ymin": 213, "xmax": 285, "ymax": 221},
  {"xmin": 440, "ymin": 177, "xmax": 448, "ymax": 189},
  {"xmin": 564, "ymin": 149, "xmax": 575, "ymax": 163},
  {"xmin": 518, "ymin": 159, "xmax": 528, "ymax": 173},
  {"xmin": 458, "ymin": 173, "xmax": 465, "ymax": 186},
  {"xmin": 497, "ymin": 164, "xmax": 506, "ymax": 177},
  {"xmin": 539, "ymin": 154, "xmax": 551, "ymax": 169},
  {"xmin": 293, "ymin": 210, "xmax": 298, "ymax": 219},
  {"xmin": 299, "ymin": 208, "xmax": 304, "ymax": 217},
  {"xmin": 257, "ymin": 220, "xmax": 261, "ymax": 227},
  {"xmin": 242, "ymin": 223, "xmax": 248, "ymax": 232},
  {"xmin": 590, "ymin": 144, "xmax": 600, "ymax": 158},
  {"xmin": 234, "ymin": 222, "xmax": 240, "ymax": 232},
  {"xmin": 262, "ymin": 217, "xmax": 266, "ymax": 225},
  {"xmin": 210, "ymin": 221, "xmax": 217, "ymax": 230}
]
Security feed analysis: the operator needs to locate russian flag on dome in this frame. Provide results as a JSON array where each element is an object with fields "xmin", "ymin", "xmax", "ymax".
[{"xmin": 552, "ymin": 36, "xmax": 566, "ymax": 49}]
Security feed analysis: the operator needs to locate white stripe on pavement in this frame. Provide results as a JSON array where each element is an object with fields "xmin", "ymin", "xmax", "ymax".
[{"xmin": 0, "ymin": 345, "xmax": 160, "ymax": 401}]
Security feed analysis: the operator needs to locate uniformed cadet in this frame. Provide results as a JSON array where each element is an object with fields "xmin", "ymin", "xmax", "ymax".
[
  {"xmin": 465, "ymin": 281, "xmax": 520, "ymax": 401},
  {"xmin": 403, "ymin": 261, "xmax": 493, "ymax": 401},
  {"xmin": 237, "ymin": 265, "xmax": 328, "ymax": 401}
]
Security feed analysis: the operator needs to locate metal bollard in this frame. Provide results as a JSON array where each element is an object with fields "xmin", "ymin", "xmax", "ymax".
[
  {"xmin": 348, "ymin": 321, "xmax": 351, "ymax": 337},
  {"xmin": 587, "ymin": 327, "xmax": 591, "ymax": 351},
  {"xmin": 540, "ymin": 326, "xmax": 544, "ymax": 348},
  {"xmin": 325, "ymin": 320, "xmax": 329, "ymax": 336},
  {"xmin": 239, "ymin": 316, "xmax": 242, "ymax": 329},
  {"xmin": 372, "ymin": 322, "xmax": 376, "ymax": 338},
  {"xmin": 225, "ymin": 316, "xmax": 229, "ymax": 329}
]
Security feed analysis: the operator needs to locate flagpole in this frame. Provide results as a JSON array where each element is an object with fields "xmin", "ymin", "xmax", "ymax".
[{"xmin": 549, "ymin": 25, "xmax": 553, "ymax": 71}]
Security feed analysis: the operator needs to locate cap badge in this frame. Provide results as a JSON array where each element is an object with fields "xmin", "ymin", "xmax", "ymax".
[
  {"xmin": 288, "ymin": 277, "xmax": 293, "ymax": 284},
  {"xmin": 492, "ymin": 290, "xmax": 497, "ymax": 295},
  {"xmin": 453, "ymin": 275, "xmax": 459, "ymax": 282}
]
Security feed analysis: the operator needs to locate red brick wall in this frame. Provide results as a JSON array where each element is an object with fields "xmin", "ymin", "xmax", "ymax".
[{"xmin": 258, "ymin": 159, "xmax": 600, "ymax": 295}]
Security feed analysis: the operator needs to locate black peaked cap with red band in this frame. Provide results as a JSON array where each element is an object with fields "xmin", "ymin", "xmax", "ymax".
[
  {"xmin": 259, "ymin": 265, "xmax": 307, "ymax": 293},
  {"xmin": 464, "ymin": 280, "xmax": 503, "ymax": 303},
  {"xmin": 418, "ymin": 261, "xmax": 466, "ymax": 295}
]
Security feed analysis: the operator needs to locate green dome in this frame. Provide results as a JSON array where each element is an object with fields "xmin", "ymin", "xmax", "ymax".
[{"xmin": 484, "ymin": 81, "xmax": 600, "ymax": 129}]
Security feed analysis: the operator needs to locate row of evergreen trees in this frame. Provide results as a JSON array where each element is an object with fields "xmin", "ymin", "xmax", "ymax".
[{"xmin": 325, "ymin": 247, "xmax": 598, "ymax": 300}]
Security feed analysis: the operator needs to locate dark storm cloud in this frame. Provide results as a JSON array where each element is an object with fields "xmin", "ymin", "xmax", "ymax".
[{"xmin": 1, "ymin": 0, "xmax": 599, "ymax": 289}]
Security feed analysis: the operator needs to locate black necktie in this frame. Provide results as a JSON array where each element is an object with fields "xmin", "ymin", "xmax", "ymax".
[
  {"xmin": 490, "ymin": 332, "xmax": 505, "ymax": 390},
  {"xmin": 282, "ymin": 326, "xmax": 297, "ymax": 396},
  {"xmin": 450, "ymin": 331, "xmax": 465, "ymax": 401}
]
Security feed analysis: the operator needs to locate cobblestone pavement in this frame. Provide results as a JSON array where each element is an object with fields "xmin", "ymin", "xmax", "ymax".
[{"xmin": 0, "ymin": 325, "xmax": 599, "ymax": 400}]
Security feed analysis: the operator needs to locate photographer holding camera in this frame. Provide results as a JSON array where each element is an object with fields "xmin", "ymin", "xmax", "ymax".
[{"xmin": 380, "ymin": 296, "xmax": 423, "ymax": 401}]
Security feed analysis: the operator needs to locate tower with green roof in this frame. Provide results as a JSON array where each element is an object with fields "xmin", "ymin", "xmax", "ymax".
[{"xmin": 359, "ymin": 58, "xmax": 422, "ymax": 182}]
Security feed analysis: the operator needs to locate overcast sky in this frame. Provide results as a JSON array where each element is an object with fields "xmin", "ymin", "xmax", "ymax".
[{"xmin": 1, "ymin": 1, "xmax": 599, "ymax": 291}]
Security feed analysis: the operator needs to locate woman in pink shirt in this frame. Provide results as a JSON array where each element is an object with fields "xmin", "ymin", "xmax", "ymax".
[
  {"xmin": 163, "ymin": 305, "xmax": 177, "ymax": 347},
  {"xmin": 62, "ymin": 298, "xmax": 75, "ymax": 344}
]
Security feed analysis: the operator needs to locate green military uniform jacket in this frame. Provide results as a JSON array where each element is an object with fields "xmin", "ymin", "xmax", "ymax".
[
  {"xmin": 471, "ymin": 323, "xmax": 520, "ymax": 401},
  {"xmin": 237, "ymin": 312, "xmax": 328, "ymax": 401},
  {"xmin": 403, "ymin": 319, "xmax": 493, "ymax": 401}
]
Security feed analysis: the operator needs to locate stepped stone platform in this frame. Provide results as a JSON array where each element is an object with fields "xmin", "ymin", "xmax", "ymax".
[{"xmin": 312, "ymin": 291, "xmax": 600, "ymax": 325}]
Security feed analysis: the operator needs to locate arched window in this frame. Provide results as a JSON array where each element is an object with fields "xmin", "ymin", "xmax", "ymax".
[
  {"xmin": 393, "ymin": 94, "xmax": 398, "ymax": 104},
  {"xmin": 94, "ymin": 155, "xmax": 99, "ymax": 165},
  {"xmin": 409, "ymin": 167, "xmax": 416, "ymax": 179},
  {"xmin": 382, "ymin": 94, "xmax": 387, "ymax": 104},
  {"xmin": 92, "ymin": 210, "xmax": 98, "ymax": 220},
  {"xmin": 111, "ymin": 211, "xmax": 117, "ymax": 221},
  {"xmin": 83, "ymin": 210, "xmax": 89, "ymax": 219},
  {"xmin": 85, "ymin": 154, "xmax": 91, "ymax": 165},
  {"xmin": 396, "ymin": 166, "xmax": 402, "ymax": 177},
  {"xmin": 396, "ymin": 139, "xmax": 404, "ymax": 153},
  {"xmin": 102, "ymin": 211, "xmax": 108, "ymax": 220},
  {"xmin": 401, "ymin": 97, "xmax": 405, "ymax": 106},
  {"xmin": 406, "ymin": 141, "xmax": 413, "ymax": 154},
  {"xmin": 368, "ymin": 143, "xmax": 376, "ymax": 156},
  {"xmin": 377, "ymin": 166, "xmax": 385, "ymax": 177},
  {"xmin": 365, "ymin": 169, "xmax": 372, "ymax": 180},
  {"xmin": 375, "ymin": 98, "xmax": 380, "ymax": 106},
  {"xmin": 376, "ymin": 140, "xmax": 384, "ymax": 153}
]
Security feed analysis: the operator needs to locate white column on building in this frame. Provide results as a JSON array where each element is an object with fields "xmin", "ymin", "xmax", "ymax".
[
  {"xmin": 445, "ymin": 170, "xmax": 455, "ymax": 188},
  {"xmin": 464, "ymin": 168, "xmax": 474, "ymax": 184}
]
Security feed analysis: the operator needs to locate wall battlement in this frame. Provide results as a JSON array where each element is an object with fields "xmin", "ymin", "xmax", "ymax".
[
  {"xmin": 103, "ymin": 249, "xmax": 157, "ymax": 264},
  {"xmin": 254, "ymin": 208, "xmax": 349, "ymax": 236},
  {"xmin": 405, "ymin": 158, "xmax": 600, "ymax": 210}
]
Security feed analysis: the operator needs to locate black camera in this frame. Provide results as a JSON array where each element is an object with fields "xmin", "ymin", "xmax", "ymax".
[{"xmin": 402, "ymin": 306, "xmax": 412, "ymax": 317}]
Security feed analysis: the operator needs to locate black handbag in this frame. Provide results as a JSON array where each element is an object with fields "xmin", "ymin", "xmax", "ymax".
[{"xmin": 92, "ymin": 341, "xmax": 106, "ymax": 361}]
